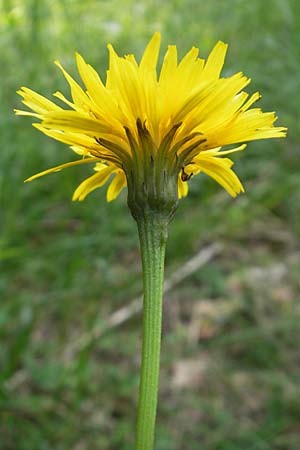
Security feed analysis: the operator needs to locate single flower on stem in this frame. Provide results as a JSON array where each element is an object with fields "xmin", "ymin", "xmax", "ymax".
[{"xmin": 15, "ymin": 32, "xmax": 286, "ymax": 450}]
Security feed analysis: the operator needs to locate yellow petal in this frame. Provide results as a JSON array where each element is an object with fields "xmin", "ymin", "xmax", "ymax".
[
  {"xmin": 17, "ymin": 87, "xmax": 61, "ymax": 114},
  {"xmin": 41, "ymin": 110, "xmax": 115, "ymax": 136},
  {"xmin": 177, "ymin": 47, "xmax": 204, "ymax": 88},
  {"xmin": 75, "ymin": 52, "xmax": 126, "ymax": 126},
  {"xmin": 14, "ymin": 109, "xmax": 42, "ymax": 119},
  {"xmin": 106, "ymin": 170, "xmax": 127, "ymax": 202},
  {"xmin": 241, "ymin": 91, "xmax": 261, "ymax": 112},
  {"xmin": 195, "ymin": 144, "xmax": 247, "ymax": 158},
  {"xmin": 72, "ymin": 165, "xmax": 115, "ymax": 201},
  {"xmin": 33, "ymin": 123, "xmax": 98, "ymax": 150},
  {"xmin": 206, "ymin": 109, "xmax": 287, "ymax": 146},
  {"xmin": 182, "ymin": 72, "xmax": 250, "ymax": 134},
  {"xmin": 214, "ymin": 144, "xmax": 247, "ymax": 156},
  {"xmin": 201, "ymin": 41, "xmax": 228, "ymax": 81},
  {"xmin": 178, "ymin": 46, "xmax": 199, "ymax": 69},
  {"xmin": 139, "ymin": 32, "xmax": 161, "ymax": 74},
  {"xmin": 159, "ymin": 45, "xmax": 178, "ymax": 84},
  {"xmin": 177, "ymin": 174, "xmax": 189, "ymax": 198},
  {"xmin": 192, "ymin": 155, "xmax": 244, "ymax": 197},
  {"xmin": 25, "ymin": 157, "xmax": 97, "ymax": 182},
  {"xmin": 107, "ymin": 44, "xmax": 145, "ymax": 121},
  {"xmin": 53, "ymin": 91, "xmax": 78, "ymax": 110},
  {"xmin": 54, "ymin": 60, "xmax": 90, "ymax": 108},
  {"xmin": 75, "ymin": 52, "xmax": 105, "ymax": 94}
]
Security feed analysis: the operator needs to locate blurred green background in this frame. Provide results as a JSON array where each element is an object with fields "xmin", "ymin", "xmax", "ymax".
[{"xmin": 1, "ymin": 0, "xmax": 299, "ymax": 449}]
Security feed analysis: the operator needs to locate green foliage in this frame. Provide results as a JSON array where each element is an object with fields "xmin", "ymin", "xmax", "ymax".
[{"xmin": 1, "ymin": 0, "xmax": 299, "ymax": 449}]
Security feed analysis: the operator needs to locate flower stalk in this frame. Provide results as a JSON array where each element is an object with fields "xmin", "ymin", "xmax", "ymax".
[{"xmin": 135, "ymin": 211, "xmax": 168, "ymax": 450}]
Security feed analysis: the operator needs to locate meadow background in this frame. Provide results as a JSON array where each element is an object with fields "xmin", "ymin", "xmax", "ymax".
[{"xmin": 1, "ymin": 0, "xmax": 299, "ymax": 449}]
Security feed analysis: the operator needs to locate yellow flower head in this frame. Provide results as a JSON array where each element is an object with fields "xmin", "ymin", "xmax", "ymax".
[{"xmin": 15, "ymin": 33, "xmax": 286, "ymax": 207}]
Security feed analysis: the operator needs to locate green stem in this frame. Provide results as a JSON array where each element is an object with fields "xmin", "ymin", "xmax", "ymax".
[{"xmin": 134, "ymin": 211, "xmax": 168, "ymax": 450}]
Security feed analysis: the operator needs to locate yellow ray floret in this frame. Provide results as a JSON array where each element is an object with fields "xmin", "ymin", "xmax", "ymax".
[{"xmin": 15, "ymin": 32, "xmax": 287, "ymax": 202}]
